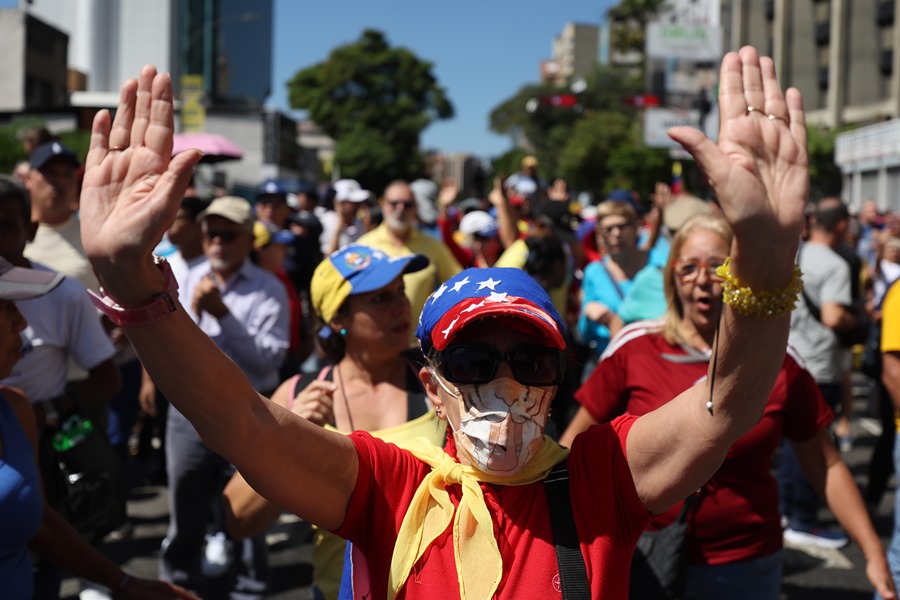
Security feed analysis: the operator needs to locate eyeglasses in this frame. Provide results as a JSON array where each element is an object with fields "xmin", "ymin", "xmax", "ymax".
[
  {"xmin": 205, "ymin": 230, "xmax": 240, "ymax": 242},
  {"xmin": 436, "ymin": 344, "xmax": 564, "ymax": 386},
  {"xmin": 598, "ymin": 222, "xmax": 634, "ymax": 236},
  {"xmin": 675, "ymin": 257, "xmax": 727, "ymax": 283},
  {"xmin": 386, "ymin": 199, "xmax": 416, "ymax": 210}
]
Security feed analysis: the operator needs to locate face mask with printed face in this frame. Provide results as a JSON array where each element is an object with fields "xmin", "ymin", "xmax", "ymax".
[{"xmin": 433, "ymin": 372, "xmax": 555, "ymax": 476}]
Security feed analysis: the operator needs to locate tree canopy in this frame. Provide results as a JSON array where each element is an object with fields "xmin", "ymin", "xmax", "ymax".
[
  {"xmin": 489, "ymin": 65, "xmax": 673, "ymax": 199},
  {"xmin": 288, "ymin": 29, "xmax": 453, "ymax": 192}
]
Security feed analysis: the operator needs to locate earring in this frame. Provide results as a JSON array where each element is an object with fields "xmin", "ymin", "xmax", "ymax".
[
  {"xmin": 434, "ymin": 407, "xmax": 442, "ymax": 418},
  {"xmin": 340, "ymin": 328, "xmax": 347, "ymax": 336}
]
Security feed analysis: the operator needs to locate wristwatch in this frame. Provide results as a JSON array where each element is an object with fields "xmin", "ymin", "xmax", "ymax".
[{"xmin": 88, "ymin": 256, "xmax": 180, "ymax": 327}]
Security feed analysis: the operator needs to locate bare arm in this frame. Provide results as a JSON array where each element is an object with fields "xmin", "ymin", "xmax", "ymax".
[
  {"xmin": 559, "ymin": 406, "xmax": 599, "ymax": 448},
  {"xmin": 488, "ymin": 177, "xmax": 517, "ymax": 250},
  {"xmin": 821, "ymin": 301, "xmax": 859, "ymax": 332},
  {"xmin": 791, "ymin": 430, "xmax": 896, "ymax": 599},
  {"xmin": 625, "ymin": 48, "xmax": 808, "ymax": 513},
  {"xmin": 223, "ymin": 376, "xmax": 336, "ymax": 539},
  {"xmin": 79, "ymin": 66, "xmax": 358, "ymax": 531},
  {"xmin": 1, "ymin": 386, "xmax": 196, "ymax": 599}
]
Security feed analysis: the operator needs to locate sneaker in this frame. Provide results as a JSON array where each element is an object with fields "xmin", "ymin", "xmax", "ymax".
[
  {"xmin": 201, "ymin": 531, "xmax": 234, "ymax": 578},
  {"xmin": 784, "ymin": 525, "xmax": 849, "ymax": 549}
]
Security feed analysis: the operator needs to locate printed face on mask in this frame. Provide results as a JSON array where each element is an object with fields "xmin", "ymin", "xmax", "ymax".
[{"xmin": 433, "ymin": 370, "xmax": 556, "ymax": 476}]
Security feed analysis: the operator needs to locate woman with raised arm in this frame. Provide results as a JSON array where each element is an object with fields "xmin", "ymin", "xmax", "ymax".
[
  {"xmin": 81, "ymin": 47, "xmax": 812, "ymax": 599},
  {"xmin": 561, "ymin": 213, "xmax": 895, "ymax": 599}
]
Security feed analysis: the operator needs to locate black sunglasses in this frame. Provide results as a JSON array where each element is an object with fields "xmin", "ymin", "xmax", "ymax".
[
  {"xmin": 386, "ymin": 199, "xmax": 416, "ymax": 210},
  {"xmin": 436, "ymin": 344, "xmax": 564, "ymax": 386},
  {"xmin": 205, "ymin": 230, "xmax": 240, "ymax": 242}
]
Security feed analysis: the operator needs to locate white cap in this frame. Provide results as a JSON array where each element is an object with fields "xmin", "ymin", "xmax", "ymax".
[
  {"xmin": 458, "ymin": 211, "xmax": 498, "ymax": 238},
  {"xmin": 0, "ymin": 258, "xmax": 63, "ymax": 300},
  {"xmin": 333, "ymin": 179, "xmax": 370, "ymax": 203}
]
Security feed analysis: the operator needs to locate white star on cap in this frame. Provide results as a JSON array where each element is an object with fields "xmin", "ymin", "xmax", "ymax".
[
  {"xmin": 487, "ymin": 291, "xmax": 509, "ymax": 303},
  {"xmin": 431, "ymin": 284, "xmax": 448, "ymax": 303},
  {"xmin": 476, "ymin": 277, "xmax": 501, "ymax": 291},
  {"xmin": 451, "ymin": 276, "xmax": 471, "ymax": 293},
  {"xmin": 462, "ymin": 300, "xmax": 485, "ymax": 313},
  {"xmin": 441, "ymin": 316, "xmax": 460, "ymax": 339}
]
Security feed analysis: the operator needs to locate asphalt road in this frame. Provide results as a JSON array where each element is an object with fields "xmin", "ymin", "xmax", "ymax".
[{"xmin": 61, "ymin": 378, "xmax": 896, "ymax": 599}]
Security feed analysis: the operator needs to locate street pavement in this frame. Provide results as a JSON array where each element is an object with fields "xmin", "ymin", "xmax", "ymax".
[{"xmin": 62, "ymin": 378, "xmax": 895, "ymax": 599}]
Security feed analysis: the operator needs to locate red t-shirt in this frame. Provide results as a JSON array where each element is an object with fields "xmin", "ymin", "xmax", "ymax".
[
  {"xmin": 334, "ymin": 415, "xmax": 649, "ymax": 600},
  {"xmin": 576, "ymin": 321, "xmax": 834, "ymax": 566}
]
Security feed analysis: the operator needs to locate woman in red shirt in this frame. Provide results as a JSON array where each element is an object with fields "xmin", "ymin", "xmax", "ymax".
[{"xmin": 561, "ymin": 214, "xmax": 892, "ymax": 599}]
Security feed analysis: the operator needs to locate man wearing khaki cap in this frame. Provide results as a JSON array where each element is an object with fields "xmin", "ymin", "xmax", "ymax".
[{"xmin": 161, "ymin": 195, "xmax": 288, "ymax": 597}]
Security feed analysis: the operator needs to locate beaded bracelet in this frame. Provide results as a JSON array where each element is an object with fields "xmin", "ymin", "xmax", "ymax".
[{"xmin": 715, "ymin": 257, "xmax": 802, "ymax": 319}]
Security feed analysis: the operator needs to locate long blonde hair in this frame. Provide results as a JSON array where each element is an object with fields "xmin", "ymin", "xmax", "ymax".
[{"xmin": 661, "ymin": 214, "xmax": 734, "ymax": 345}]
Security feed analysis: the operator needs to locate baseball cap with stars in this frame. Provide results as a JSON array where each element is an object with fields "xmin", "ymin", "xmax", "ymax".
[{"xmin": 416, "ymin": 267, "xmax": 566, "ymax": 354}]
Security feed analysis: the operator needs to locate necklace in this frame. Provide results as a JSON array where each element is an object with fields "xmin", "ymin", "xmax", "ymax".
[{"xmin": 334, "ymin": 364, "xmax": 355, "ymax": 432}]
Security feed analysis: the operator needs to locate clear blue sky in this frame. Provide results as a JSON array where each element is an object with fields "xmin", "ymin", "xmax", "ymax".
[
  {"xmin": 1, "ymin": 0, "xmax": 616, "ymax": 158},
  {"xmin": 270, "ymin": 0, "xmax": 615, "ymax": 157}
]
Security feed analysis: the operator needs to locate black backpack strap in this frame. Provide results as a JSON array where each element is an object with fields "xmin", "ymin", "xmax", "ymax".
[{"xmin": 544, "ymin": 461, "xmax": 590, "ymax": 600}]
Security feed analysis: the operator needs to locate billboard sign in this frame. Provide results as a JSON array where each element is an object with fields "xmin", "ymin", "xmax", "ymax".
[
  {"xmin": 180, "ymin": 74, "xmax": 206, "ymax": 133},
  {"xmin": 646, "ymin": 23, "xmax": 722, "ymax": 61},
  {"xmin": 644, "ymin": 108, "xmax": 700, "ymax": 148}
]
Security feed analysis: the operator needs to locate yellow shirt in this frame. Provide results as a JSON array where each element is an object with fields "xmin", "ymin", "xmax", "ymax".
[
  {"xmin": 357, "ymin": 224, "xmax": 462, "ymax": 344},
  {"xmin": 881, "ymin": 284, "xmax": 900, "ymax": 432}
]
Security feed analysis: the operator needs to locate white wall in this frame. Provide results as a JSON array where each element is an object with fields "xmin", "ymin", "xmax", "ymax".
[
  {"xmin": 0, "ymin": 11, "xmax": 26, "ymax": 111},
  {"xmin": 24, "ymin": 0, "xmax": 171, "ymax": 92}
]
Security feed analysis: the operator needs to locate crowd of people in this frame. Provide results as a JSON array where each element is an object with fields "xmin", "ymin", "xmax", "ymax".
[{"xmin": 3, "ymin": 46, "xmax": 900, "ymax": 600}]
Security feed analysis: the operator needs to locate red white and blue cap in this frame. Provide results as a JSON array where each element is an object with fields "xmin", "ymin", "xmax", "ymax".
[{"xmin": 416, "ymin": 267, "xmax": 566, "ymax": 353}]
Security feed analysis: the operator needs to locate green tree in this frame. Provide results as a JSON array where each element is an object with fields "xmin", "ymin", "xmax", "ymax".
[
  {"xmin": 0, "ymin": 117, "xmax": 44, "ymax": 175},
  {"xmin": 608, "ymin": 0, "xmax": 670, "ymax": 59},
  {"xmin": 556, "ymin": 111, "xmax": 667, "ymax": 199},
  {"xmin": 287, "ymin": 29, "xmax": 453, "ymax": 192},
  {"xmin": 489, "ymin": 65, "xmax": 644, "ymax": 178},
  {"xmin": 806, "ymin": 125, "xmax": 844, "ymax": 198}
]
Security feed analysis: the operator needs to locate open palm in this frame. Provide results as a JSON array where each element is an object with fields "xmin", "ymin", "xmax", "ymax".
[
  {"xmin": 669, "ymin": 47, "xmax": 808, "ymax": 250},
  {"xmin": 80, "ymin": 66, "xmax": 201, "ymax": 304}
]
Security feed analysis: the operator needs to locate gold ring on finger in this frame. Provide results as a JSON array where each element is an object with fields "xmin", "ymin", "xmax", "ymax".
[
  {"xmin": 767, "ymin": 113, "xmax": 789, "ymax": 125},
  {"xmin": 746, "ymin": 105, "xmax": 768, "ymax": 117},
  {"xmin": 109, "ymin": 145, "xmax": 129, "ymax": 152}
]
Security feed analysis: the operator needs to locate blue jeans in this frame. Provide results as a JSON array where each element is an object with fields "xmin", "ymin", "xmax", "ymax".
[
  {"xmin": 684, "ymin": 550, "xmax": 783, "ymax": 600},
  {"xmin": 779, "ymin": 382, "xmax": 842, "ymax": 529},
  {"xmin": 877, "ymin": 432, "xmax": 900, "ymax": 600}
]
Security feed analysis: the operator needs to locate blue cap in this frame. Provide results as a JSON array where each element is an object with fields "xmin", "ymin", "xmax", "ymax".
[
  {"xmin": 311, "ymin": 244, "xmax": 430, "ymax": 323},
  {"xmin": 416, "ymin": 267, "xmax": 566, "ymax": 353},
  {"xmin": 257, "ymin": 179, "xmax": 289, "ymax": 197},
  {"xmin": 31, "ymin": 141, "xmax": 79, "ymax": 170}
]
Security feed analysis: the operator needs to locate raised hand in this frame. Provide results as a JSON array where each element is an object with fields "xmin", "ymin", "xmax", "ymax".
[
  {"xmin": 669, "ymin": 47, "xmax": 808, "ymax": 283},
  {"xmin": 80, "ymin": 66, "xmax": 202, "ymax": 305}
]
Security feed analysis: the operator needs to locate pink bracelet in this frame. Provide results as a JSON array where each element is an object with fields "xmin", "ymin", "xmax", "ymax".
[{"xmin": 88, "ymin": 257, "xmax": 180, "ymax": 327}]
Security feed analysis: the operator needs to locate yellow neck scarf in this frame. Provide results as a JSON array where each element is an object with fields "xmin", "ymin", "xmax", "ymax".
[{"xmin": 389, "ymin": 435, "xmax": 569, "ymax": 600}]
